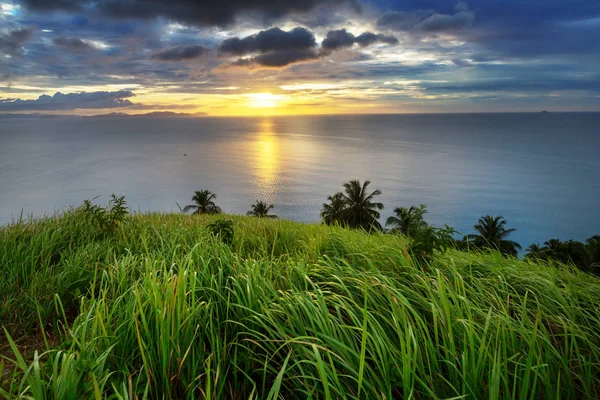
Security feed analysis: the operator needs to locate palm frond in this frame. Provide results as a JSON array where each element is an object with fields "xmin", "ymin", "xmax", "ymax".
[{"xmin": 182, "ymin": 205, "xmax": 198, "ymax": 213}]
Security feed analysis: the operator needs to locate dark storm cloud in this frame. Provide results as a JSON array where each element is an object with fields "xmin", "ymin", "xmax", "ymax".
[
  {"xmin": 0, "ymin": 27, "xmax": 35, "ymax": 56},
  {"xmin": 321, "ymin": 29, "xmax": 397, "ymax": 51},
  {"xmin": 219, "ymin": 27, "xmax": 319, "ymax": 68},
  {"xmin": 252, "ymin": 48, "xmax": 319, "ymax": 67},
  {"xmin": 53, "ymin": 37, "xmax": 95, "ymax": 52},
  {"xmin": 150, "ymin": 44, "xmax": 210, "ymax": 61},
  {"xmin": 355, "ymin": 32, "xmax": 398, "ymax": 46},
  {"xmin": 20, "ymin": 0, "xmax": 83, "ymax": 11},
  {"xmin": 19, "ymin": 0, "xmax": 358, "ymax": 27},
  {"xmin": 0, "ymin": 91, "xmax": 136, "ymax": 111},
  {"xmin": 218, "ymin": 27, "xmax": 316, "ymax": 56},
  {"xmin": 321, "ymin": 29, "xmax": 355, "ymax": 50}
]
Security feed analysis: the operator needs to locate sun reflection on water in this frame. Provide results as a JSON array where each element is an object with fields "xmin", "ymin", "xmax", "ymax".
[{"xmin": 253, "ymin": 119, "xmax": 279, "ymax": 199}]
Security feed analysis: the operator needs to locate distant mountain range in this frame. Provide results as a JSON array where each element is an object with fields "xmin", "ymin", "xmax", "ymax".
[
  {"xmin": 89, "ymin": 111, "xmax": 209, "ymax": 118},
  {"xmin": 0, "ymin": 111, "xmax": 209, "ymax": 118}
]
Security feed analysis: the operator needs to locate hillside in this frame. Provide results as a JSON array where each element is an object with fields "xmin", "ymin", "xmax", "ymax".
[{"xmin": 1, "ymin": 212, "xmax": 599, "ymax": 399}]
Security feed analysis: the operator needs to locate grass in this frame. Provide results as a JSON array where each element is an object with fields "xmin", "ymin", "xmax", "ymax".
[{"xmin": 1, "ymin": 210, "xmax": 599, "ymax": 399}]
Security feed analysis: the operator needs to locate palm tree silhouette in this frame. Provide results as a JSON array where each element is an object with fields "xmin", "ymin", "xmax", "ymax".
[
  {"xmin": 321, "ymin": 192, "xmax": 346, "ymax": 226},
  {"xmin": 182, "ymin": 190, "xmax": 222, "ymax": 215},
  {"xmin": 544, "ymin": 239, "xmax": 563, "ymax": 251},
  {"xmin": 339, "ymin": 180, "xmax": 383, "ymax": 232},
  {"xmin": 247, "ymin": 200, "xmax": 277, "ymax": 218},
  {"xmin": 466, "ymin": 215, "xmax": 521, "ymax": 256},
  {"xmin": 587, "ymin": 235, "xmax": 600, "ymax": 244},
  {"xmin": 586, "ymin": 236, "xmax": 600, "ymax": 270},
  {"xmin": 527, "ymin": 243, "xmax": 542, "ymax": 253},
  {"xmin": 525, "ymin": 243, "xmax": 544, "ymax": 259},
  {"xmin": 386, "ymin": 204, "xmax": 428, "ymax": 236}
]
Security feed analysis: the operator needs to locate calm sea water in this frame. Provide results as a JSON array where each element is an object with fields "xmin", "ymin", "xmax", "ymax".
[{"xmin": 1, "ymin": 113, "xmax": 599, "ymax": 248}]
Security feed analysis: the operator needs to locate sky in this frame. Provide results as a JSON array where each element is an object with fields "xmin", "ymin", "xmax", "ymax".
[{"xmin": 0, "ymin": 0, "xmax": 599, "ymax": 116}]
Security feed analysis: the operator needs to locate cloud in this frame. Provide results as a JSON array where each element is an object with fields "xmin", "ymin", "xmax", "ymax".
[
  {"xmin": 321, "ymin": 29, "xmax": 398, "ymax": 51},
  {"xmin": 321, "ymin": 29, "xmax": 355, "ymax": 50},
  {"xmin": 6, "ymin": 0, "xmax": 600, "ymax": 113},
  {"xmin": 53, "ymin": 37, "xmax": 95, "ymax": 52},
  {"xmin": 20, "ymin": 0, "xmax": 82, "ymax": 11},
  {"xmin": 248, "ymin": 49, "xmax": 319, "ymax": 67},
  {"xmin": 150, "ymin": 44, "xmax": 210, "ymax": 61},
  {"xmin": 226, "ymin": 48, "xmax": 320, "ymax": 68},
  {"xmin": 219, "ymin": 27, "xmax": 316, "ymax": 55},
  {"xmin": 219, "ymin": 26, "xmax": 320, "ymax": 68},
  {"xmin": 377, "ymin": 3, "xmax": 474, "ymax": 34},
  {"xmin": 0, "ymin": 27, "xmax": 35, "ymax": 56},
  {"xmin": 355, "ymin": 32, "xmax": 398, "ymax": 46},
  {"xmin": 416, "ymin": 10, "xmax": 474, "ymax": 33},
  {"xmin": 20, "ymin": 0, "xmax": 358, "ymax": 27},
  {"xmin": 0, "ymin": 90, "xmax": 136, "ymax": 111},
  {"xmin": 376, "ymin": 11, "xmax": 424, "ymax": 32}
]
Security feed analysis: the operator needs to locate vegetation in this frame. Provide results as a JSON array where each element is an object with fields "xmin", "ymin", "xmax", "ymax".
[
  {"xmin": 183, "ymin": 190, "xmax": 222, "ymax": 215},
  {"xmin": 526, "ymin": 236, "xmax": 600, "ymax": 274},
  {"xmin": 324, "ymin": 180, "xmax": 383, "ymax": 232},
  {"xmin": 1, "ymin": 208, "xmax": 599, "ymax": 399},
  {"xmin": 81, "ymin": 194, "xmax": 129, "ymax": 234},
  {"xmin": 320, "ymin": 192, "xmax": 345, "ymax": 226},
  {"xmin": 409, "ymin": 223, "xmax": 458, "ymax": 263},
  {"xmin": 247, "ymin": 200, "xmax": 277, "ymax": 218},
  {"xmin": 386, "ymin": 204, "xmax": 428, "ymax": 236},
  {"xmin": 184, "ymin": 183, "xmax": 597, "ymax": 276},
  {"xmin": 463, "ymin": 215, "xmax": 522, "ymax": 257},
  {"xmin": 206, "ymin": 219, "xmax": 235, "ymax": 245}
]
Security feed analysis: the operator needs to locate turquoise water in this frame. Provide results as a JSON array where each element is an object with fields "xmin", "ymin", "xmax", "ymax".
[{"xmin": 1, "ymin": 112, "xmax": 599, "ymax": 248}]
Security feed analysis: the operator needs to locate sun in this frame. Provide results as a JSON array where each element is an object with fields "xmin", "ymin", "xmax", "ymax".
[{"xmin": 247, "ymin": 93, "xmax": 279, "ymax": 108}]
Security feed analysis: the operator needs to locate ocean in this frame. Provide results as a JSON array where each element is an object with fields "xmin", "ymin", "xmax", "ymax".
[{"xmin": 1, "ymin": 112, "xmax": 599, "ymax": 249}]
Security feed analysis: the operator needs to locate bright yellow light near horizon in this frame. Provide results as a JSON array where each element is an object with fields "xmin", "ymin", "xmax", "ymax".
[
  {"xmin": 247, "ymin": 93, "xmax": 280, "ymax": 108},
  {"xmin": 254, "ymin": 119, "xmax": 279, "ymax": 193}
]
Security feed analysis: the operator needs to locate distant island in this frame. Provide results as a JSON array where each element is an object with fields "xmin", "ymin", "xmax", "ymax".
[
  {"xmin": 0, "ymin": 113, "xmax": 64, "ymax": 119},
  {"xmin": 89, "ymin": 111, "xmax": 209, "ymax": 118},
  {"xmin": 0, "ymin": 111, "xmax": 209, "ymax": 118}
]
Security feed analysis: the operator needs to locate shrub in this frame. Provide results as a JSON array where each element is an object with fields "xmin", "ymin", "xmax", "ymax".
[
  {"xmin": 410, "ymin": 224, "xmax": 458, "ymax": 263},
  {"xmin": 80, "ymin": 194, "xmax": 129, "ymax": 234},
  {"xmin": 206, "ymin": 219, "xmax": 234, "ymax": 245}
]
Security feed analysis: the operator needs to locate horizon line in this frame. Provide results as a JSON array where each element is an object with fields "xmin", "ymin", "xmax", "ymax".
[{"xmin": 2, "ymin": 110, "xmax": 600, "ymax": 118}]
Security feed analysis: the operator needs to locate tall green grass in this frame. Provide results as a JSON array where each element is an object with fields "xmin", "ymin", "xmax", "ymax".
[{"xmin": 1, "ymin": 211, "xmax": 599, "ymax": 399}]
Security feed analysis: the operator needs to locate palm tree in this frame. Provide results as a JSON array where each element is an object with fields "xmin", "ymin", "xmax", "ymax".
[
  {"xmin": 587, "ymin": 235, "xmax": 600, "ymax": 244},
  {"xmin": 466, "ymin": 215, "xmax": 521, "ymax": 257},
  {"xmin": 339, "ymin": 180, "xmax": 383, "ymax": 232},
  {"xmin": 526, "ymin": 243, "xmax": 542, "ymax": 253},
  {"xmin": 544, "ymin": 238, "xmax": 563, "ymax": 252},
  {"xmin": 525, "ymin": 243, "xmax": 544, "ymax": 259},
  {"xmin": 386, "ymin": 204, "xmax": 428, "ymax": 236},
  {"xmin": 563, "ymin": 240, "xmax": 588, "ymax": 266},
  {"xmin": 321, "ymin": 192, "xmax": 346, "ymax": 226},
  {"xmin": 247, "ymin": 200, "xmax": 277, "ymax": 218},
  {"xmin": 183, "ymin": 190, "xmax": 222, "ymax": 215},
  {"xmin": 586, "ymin": 236, "xmax": 600, "ymax": 271}
]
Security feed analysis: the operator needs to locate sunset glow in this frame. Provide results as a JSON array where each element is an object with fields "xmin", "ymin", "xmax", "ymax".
[
  {"xmin": 247, "ymin": 93, "xmax": 281, "ymax": 109},
  {"xmin": 1, "ymin": 2, "xmax": 600, "ymax": 397},
  {"xmin": 0, "ymin": 1, "xmax": 598, "ymax": 116}
]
